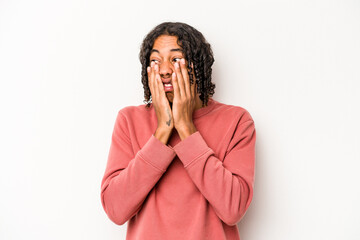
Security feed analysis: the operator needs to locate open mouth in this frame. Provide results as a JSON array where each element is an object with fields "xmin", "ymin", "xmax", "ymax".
[{"xmin": 163, "ymin": 83, "xmax": 173, "ymax": 91}]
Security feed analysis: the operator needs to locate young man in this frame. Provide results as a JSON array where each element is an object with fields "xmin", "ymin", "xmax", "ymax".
[{"xmin": 100, "ymin": 22, "xmax": 256, "ymax": 240}]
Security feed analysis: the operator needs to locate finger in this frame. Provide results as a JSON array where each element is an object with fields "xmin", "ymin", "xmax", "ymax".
[
  {"xmin": 148, "ymin": 64, "xmax": 155, "ymax": 99},
  {"xmin": 172, "ymin": 71, "xmax": 180, "ymax": 101},
  {"xmin": 190, "ymin": 62, "xmax": 196, "ymax": 99},
  {"xmin": 174, "ymin": 61, "xmax": 185, "ymax": 98},
  {"xmin": 153, "ymin": 63, "xmax": 161, "ymax": 98},
  {"xmin": 180, "ymin": 58, "xmax": 191, "ymax": 98},
  {"xmin": 147, "ymin": 66, "xmax": 151, "ymax": 87},
  {"xmin": 191, "ymin": 76, "xmax": 196, "ymax": 100},
  {"xmin": 151, "ymin": 62, "xmax": 160, "ymax": 104},
  {"xmin": 154, "ymin": 64, "xmax": 166, "ymax": 98}
]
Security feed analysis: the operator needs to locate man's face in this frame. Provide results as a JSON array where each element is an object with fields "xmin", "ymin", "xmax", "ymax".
[{"xmin": 149, "ymin": 35, "xmax": 190, "ymax": 103}]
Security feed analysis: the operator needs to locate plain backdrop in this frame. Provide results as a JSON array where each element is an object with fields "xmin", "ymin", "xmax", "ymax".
[{"xmin": 1, "ymin": 0, "xmax": 359, "ymax": 239}]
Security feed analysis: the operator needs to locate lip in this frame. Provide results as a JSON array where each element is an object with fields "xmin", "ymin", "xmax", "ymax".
[
  {"xmin": 161, "ymin": 78, "xmax": 172, "ymax": 84},
  {"xmin": 164, "ymin": 84, "xmax": 173, "ymax": 92},
  {"xmin": 162, "ymin": 78, "xmax": 173, "ymax": 92}
]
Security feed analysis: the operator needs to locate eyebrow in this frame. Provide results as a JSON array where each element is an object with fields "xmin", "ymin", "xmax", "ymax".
[{"xmin": 150, "ymin": 48, "xmax": 183, "ymax": 54}]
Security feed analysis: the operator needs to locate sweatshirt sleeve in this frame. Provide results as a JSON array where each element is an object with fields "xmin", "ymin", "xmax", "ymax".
[
  {"xmin": 172, "ymin": 117, "xmax": 256, "ymax": 226},
  {"xmin": 100, "ymin": 110, "xmax": 176, "ymax": 225}
]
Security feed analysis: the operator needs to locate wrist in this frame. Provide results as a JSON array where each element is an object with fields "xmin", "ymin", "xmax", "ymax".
[
  {"xmin": 154, "ymin": 127, "xmax": 173, "ymax": 145},
  {"xmin": 176, "ymin": 123, "xmax": 197, "ymax": 140}
]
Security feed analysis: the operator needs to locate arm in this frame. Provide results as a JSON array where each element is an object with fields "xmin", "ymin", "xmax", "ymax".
[
  {"xmin": 173, "ymin": 118, "xmax": 256, "ymax": 226},
  {"xmin": 100, "ymin": 111, "xmax": 176, "ymax": 225}
]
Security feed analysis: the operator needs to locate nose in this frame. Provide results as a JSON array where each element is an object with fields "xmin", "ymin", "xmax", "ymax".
[{"xmin": 159, "ymin": 61, "xmax": 174, "ymax": 78}]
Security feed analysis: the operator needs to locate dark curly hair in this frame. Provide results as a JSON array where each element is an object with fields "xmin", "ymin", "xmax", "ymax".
[{"xmin": 139, "ymin": 22, "xmax": 216, "ymax": 108}]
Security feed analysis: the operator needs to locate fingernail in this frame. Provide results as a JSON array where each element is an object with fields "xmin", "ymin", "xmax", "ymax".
[
  {"xmin": 175, "ymin": 62, "xmax": 179, "ymax": 68},
  {"xmin": 147, "ymin": 66, "xmax": 150, "ymax": 72},
  {"xmin": 151, "ymin": 61, "xmax": 155, "ymax": 67},
  {"xmin": 181, "ymin": 58, "xmax": 185, "ymax": 64}
]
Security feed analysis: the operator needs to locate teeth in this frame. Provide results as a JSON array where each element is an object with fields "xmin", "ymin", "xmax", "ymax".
[{"xmin": 164, "ymin": 83, "xmax": 172, "ymax": 86}]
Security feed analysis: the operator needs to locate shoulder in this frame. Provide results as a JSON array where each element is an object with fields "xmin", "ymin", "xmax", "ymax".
[
  {"xmin": 211, "ymin": 99, "xmax": 254, "ymax": 125},
  {"xmin": 117, "ymin": 103, "xmax": 154, "ymax": 121}
]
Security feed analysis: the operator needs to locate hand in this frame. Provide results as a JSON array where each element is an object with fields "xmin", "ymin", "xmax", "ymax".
[
  {"xmin": 148, "ymin": 61, "xmax": 174, "ymax": 144},
  {"xmin": 171, "ymin": 58, "xmax": 198, "ymax": 140}
]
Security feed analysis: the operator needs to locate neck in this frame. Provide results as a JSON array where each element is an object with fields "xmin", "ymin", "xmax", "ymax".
[
  {"xmin": 169, "ymin": 96, "xmax": 203, "ymax": 110},
  {"xmin": 195, "ymin": 94, "xmax": 204, "ymax": 110}
]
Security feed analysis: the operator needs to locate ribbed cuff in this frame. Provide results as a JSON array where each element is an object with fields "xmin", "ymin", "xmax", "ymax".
[
  {"xmin": 173, "ymin": 131, "xmax": 213, "ymax": 167},
  {"xmin": 138, "ymin": 134, "xmax": 176, "ymax": 172}
]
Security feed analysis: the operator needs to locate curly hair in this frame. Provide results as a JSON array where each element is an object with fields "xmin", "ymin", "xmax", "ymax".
[{"xmin": 139, "ymin": 22, "xmax": 216, "ymax": 108}]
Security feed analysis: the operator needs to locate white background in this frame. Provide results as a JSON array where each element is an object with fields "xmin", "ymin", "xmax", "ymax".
[{"xmin": 1, "ymin": 0, "xmax": 359, "ymax": 239}]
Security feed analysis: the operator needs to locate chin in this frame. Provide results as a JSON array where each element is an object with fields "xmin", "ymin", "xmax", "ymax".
[{"xmin": 166, "ymin": 92, "xmax": 174, "ymax": 103}]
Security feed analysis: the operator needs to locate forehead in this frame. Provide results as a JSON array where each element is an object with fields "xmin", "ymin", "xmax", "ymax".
[{"xmin": 151, "ymin": 35, "xmax": 182, "ymax": 54}]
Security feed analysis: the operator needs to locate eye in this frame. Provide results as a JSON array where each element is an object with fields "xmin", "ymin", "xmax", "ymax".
[{"xmin": 150, "ymin": 59, "xmax": 160, "ymax": 64}]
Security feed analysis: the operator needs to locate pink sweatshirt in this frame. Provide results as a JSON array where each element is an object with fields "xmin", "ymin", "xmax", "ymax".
[{"xmin": 100, "ymin": 98, "xmax": 256, "ymax": 240}]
